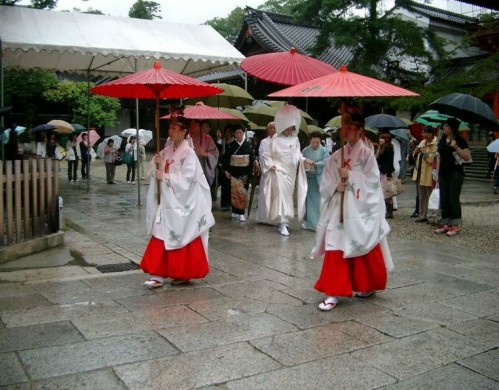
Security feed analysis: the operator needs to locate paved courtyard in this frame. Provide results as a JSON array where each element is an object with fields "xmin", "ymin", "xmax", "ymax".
[{"xmin": 0, "ymin": 159, "xmax": 498, "ymax": 389}]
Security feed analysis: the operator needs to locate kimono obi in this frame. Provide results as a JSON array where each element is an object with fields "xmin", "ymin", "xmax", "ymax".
[{"xmin": 230, "ymin": 154, "xmax": 250, "ymax": 167}]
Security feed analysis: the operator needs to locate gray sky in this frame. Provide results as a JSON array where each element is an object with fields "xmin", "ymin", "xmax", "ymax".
[{"xmin": 18, "ymin": 0, "xmax": 267, "ymax": 24}]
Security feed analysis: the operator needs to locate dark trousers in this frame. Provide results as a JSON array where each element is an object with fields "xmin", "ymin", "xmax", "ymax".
[
  {"xmin": 81, "ymin": 156, "xmax": 89, "ymax": 178},
  {"xmin": 494, "ymin": 166, "xmax": 499, "ymax": 189},
  {"xmin": 438, "ymin": 172, "xmax": 464, "ymax": 225},
  {"xmin": 126, "ymin": 161, "xmax": 136, "ymax": 182},
  {"xmin": 68, "ymin": 160, "xmax": 78, "ymax": 181},
  {"xmin": 105, "ymin": 162, "xmax": 116, "ymax": 183}
]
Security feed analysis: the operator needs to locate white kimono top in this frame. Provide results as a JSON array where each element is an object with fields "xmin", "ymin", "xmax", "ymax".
[
  {"xmin": 146, "ymin": 140, "xmax": 215, "ymax": 252},
  {"xmin": 312, "ymin": 140, "xmax": 393, "ymax": 270},
  {"xmin": 259, "ymin": 133, "xmax": 307, "ymax": 223}
]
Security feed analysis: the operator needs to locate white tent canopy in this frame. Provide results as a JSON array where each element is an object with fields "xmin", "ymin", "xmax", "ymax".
[{"xmin": 0, "ymin": 6, "xmax": 245, "ymax": 76}]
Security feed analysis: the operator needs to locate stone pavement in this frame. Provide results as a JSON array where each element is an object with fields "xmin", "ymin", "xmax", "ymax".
[{"xmin": 0, "ymin": 160, "xmax": 498, "ymax": 389}]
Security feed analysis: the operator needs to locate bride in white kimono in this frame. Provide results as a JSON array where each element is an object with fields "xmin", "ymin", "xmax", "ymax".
[
  {"xmin": 258, "ymin": 105, "xmax": 308, "ymax": 236},
  {"xmin": 140, "ymin": 118, "xmax": 215, "ymax": 288},
  {"xmin": 312, "ymin": 113, "xmax": 393, "ymax": 311}
]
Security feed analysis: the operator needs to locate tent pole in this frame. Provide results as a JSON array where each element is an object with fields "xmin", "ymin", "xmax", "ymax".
[
  {"xmin": 86, "ymin": 69, "xmax": 91, "ymax": 191},
  {"xmin": 0, "ymin": 38, "xmax": 4, "ymax": 129},
  {"xmin": 136, "ymin": 98, "xmax": 140, "ymax": 206},
  {"xmin": 136, "ymin": 58, "xmax": 141, "ymax": 206}
]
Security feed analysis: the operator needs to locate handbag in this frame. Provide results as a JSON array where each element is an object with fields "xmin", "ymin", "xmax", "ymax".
[
  {"xmin": 121, "ymin": 151, "xmax": 132, "ymax": 165},
  {"xmin": 428, "ymin": 185, "xmax": 440, "ymax": 210},
  {"xmin": 114, "ymin": 156, "xmax": 123, "ymax": 166},
  {"xmin": 382, "ymin": 177, "xmax": 404, "ymax": 199}
]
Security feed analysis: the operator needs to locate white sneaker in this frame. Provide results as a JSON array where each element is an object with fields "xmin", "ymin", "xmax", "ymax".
[
  {"xmin": 239, "ymin": 214, "xmax": 246, "ymax": 222},
  {"xmin": 301, "ymin": 222, "xmax": 308, "ymax": 230},
  {"xmin": 127, "ymin": 181, "xmax": 131, "ymax": 184},
  {"xmin": 231, "ymin": 213, "xmax": 237, "ymax": 218},
  {"xmin": 278, "ymin": 223, "xmax": 289, "ymax": 236},
  {"xmin": 131, "ymin": 181, "xmax": 135, "ymax": 184}
]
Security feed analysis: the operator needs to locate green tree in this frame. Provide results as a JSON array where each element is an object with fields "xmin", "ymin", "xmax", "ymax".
[
  {"xmin": 206, "ymin": 0, "xmax": 299, "ymax": 44},
  {"xmin": 258, "ymin": 0, "xmax": 302, "ymax": 14},
  {"xmin": 43, "ymin": 81, "xmax": 121, "ymax": 128},
  {"xmin": 206, "ymin": 7, "xmax": 244, "ymax": 44},
  {"xmin": 293, "ymin": 0, "xmax": 447, "ymax": 81},
  {"xmin": 4, "ymin": 69, "xmax": 58, "ymax": 105},
  {"xmin": 0, "ymin": 0, "xmax": 57, "ymax": 8},
  {"xmin": 129, "ymin": 0, "xmax": 162, "ymax": 20}
]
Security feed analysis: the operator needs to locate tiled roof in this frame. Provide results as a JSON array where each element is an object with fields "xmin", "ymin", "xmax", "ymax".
[
  {"xmin": 239, "ymin": 7, "xmax": 353, "ymax": 69},
  {"xmin": 198, "ymin": 69, "xmax": 246, "ymax": 83},
  {"xmin": 403, "ymin": 1, "xmax": 478, "ymax": 25}
]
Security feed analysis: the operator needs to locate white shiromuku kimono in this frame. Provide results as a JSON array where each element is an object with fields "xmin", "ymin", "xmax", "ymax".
[
  {"xmin": 256, "ymin": 135, "xmax": 273, "ymax": 223},
  {"xmin": 258, "ymin": 131, "xmax": 307, "ymax": 224},
  {"xmin": 145, "ymin": 139, "xmax": 215, "ymax": 254},
  {"xmin": 312, "ymin": 140, "xmax": 393, "ymax": 271}
]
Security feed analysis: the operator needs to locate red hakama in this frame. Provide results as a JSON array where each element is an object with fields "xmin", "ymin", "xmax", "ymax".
[
  {"xmin": 140, "ymin": 236, "xmax": 209, "ymax": 280},
  {"xmin": 314, "ymin": 244, "xmax": 387, "ymax": 297}
]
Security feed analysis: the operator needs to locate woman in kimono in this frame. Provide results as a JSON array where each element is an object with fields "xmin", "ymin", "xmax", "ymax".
[
  {"xmin": 302, "ymin": 131, "xmax": 330, "ymax": 231},
  {"xmin": 140, "ymin": 118, "xmax": 215, "ymax": 288},
  {"xmin": 313, "ymin": 113, "xmax": 393, "ymax": 311},
  {"xmin": 222, "ymin": 125, "xmax": 255, "ymax": 222},
  {"xmin": 259, "ymin": 105, "xmax": 308, "ymax": 236},
  {"xmin": 375, "ymin": 133, "xmax": 395, "ymax": 218}
]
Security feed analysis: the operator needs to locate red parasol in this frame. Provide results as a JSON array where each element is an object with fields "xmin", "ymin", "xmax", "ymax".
[
  {"xmin": 91, "ymin": 62, "xmax": 222, "ymax": 204},
  {"xmin": 160, "ymin": 102, "xmax": 241, "ymax": 120},
  {"xmin": 241, "ymin": 47, "xmax": 337, "ymax": 86},
  {"xmin": 269, "ymin": 64, "xmax": 419, "ymax": 222},
  {"xmin": 269, "ymin": 64, "xmax": 420, "ymax": 98},
  {"xmin": 91, "ymin": 62, "xmax": 223, "ymax": 154}
]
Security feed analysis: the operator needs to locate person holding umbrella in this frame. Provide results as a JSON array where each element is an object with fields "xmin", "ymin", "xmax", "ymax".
[
  {"xmin": 313, "ymin": 113, "xmax": 393, "ymax": 311},
  {"xmin": 65, "ymin": 134, "xmax": 79, "ymax": 183},
  {"xmin": 103, "ymin": 138, "xmax": 117, "ymax": 184},
  {"xmin": 434, "ymin": 117, "xmax": 471, "ymax": 237},
  {"xmin": 140, "ymin": 117, "xmax": 215, "ymax": 288},
  {"xmin": 79, "ymin": 132, "xmax": 91, "ymax": 179}
]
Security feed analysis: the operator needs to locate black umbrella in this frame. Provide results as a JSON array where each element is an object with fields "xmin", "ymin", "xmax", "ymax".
[
  {"xmin": 32, "ymin": 124, "xmax": 56, "ymax": 132},
  {"xmin": 365, "ymin": 113, "xmax": 408, "ymax": 129},
  {"xmin": 429, "ymin": 93, "xmax": 499, "ymax": 130}
]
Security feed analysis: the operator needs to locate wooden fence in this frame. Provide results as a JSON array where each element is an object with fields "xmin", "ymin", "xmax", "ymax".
[{"xmin": 1, "ymin": 158, "xmax": 60, "ymax": 247}]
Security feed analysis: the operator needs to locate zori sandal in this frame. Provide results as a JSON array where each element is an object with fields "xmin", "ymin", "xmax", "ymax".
[
  {"xmin": 318, "ymin": 297, "xmax": 338, "ymax": 311},
  {"xmin": 144, "ymin": 279, "xmax": 164, "ymax": 289}
]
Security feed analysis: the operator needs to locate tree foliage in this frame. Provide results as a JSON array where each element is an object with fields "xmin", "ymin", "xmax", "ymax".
[
  {"xmin": 0, "ymin": 0, "xmax": 57, "ymax": 8},
  {"xmin": 205, "ymin": 0, "xmax": 299, "ymax": 44},
  {"xmin": 293, "ymin": 0, "xmax": 446, "ymax": 80},
  {"xmin": 129, "ymin": 0, "xmax": 162, "ymax": 20},
  {"xmin": 43, "ymin": 81, "xmax": 121, "ymax": 128},
  {"xmin": 4, "ymin": 70, "xmax": 58, "ymax": 104},
  {"xmin": 205, "ymin": 7, "xmax": 244, "ymax": 44}
]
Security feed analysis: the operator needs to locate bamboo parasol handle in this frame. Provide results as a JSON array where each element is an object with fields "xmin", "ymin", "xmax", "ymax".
[{"xmin": 155, "ymin": 96, "xmax": 161, "ymax": 205}]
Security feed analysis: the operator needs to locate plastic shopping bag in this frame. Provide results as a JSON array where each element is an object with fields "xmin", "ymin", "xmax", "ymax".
[{"xmin": 428, "ymin": 186, "xmax": 440, "ymax": 211}]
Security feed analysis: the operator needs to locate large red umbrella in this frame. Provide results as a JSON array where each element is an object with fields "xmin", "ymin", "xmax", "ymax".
[
  {"xmin": 91, "ymin": 62, "xmax": 223, "ymax": 154},
  {"xmin": 269, "ymin": 65, "xmax": 420, "ymax": 98},
  {"xmin": 269, "ymin": 64, "xmax": 419, "ymax": 222},
  {"xmin": 160, "ymin": 102, "xmax": 241, "ymax": 120},
  {"xmin": 241, "ymin": 47, "xmax": 337, "ymax": 86}
]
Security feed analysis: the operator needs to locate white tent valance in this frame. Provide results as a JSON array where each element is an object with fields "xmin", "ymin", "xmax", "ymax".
[{"xmin": 0, "ymin": 6, "xmax": 245, "ymax": 76}]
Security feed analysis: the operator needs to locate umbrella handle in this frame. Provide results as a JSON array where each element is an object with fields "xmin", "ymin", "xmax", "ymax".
[{"xmin": 339, "ymin": 102, "xmax": 349, "ymax": 224}]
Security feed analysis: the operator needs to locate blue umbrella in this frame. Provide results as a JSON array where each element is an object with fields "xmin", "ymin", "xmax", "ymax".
[
  {"xmin": 486, "ymin": 139, "xmax": 499, "ymax": 153},
  {"xmin": 33, "ymin": 124, "xmax": 56, "ymax": 132},
  {"xmin": 365, "ymin": 113, "xmax": 408, "ymax": 129},
  {"xmin": 390, "ymin": 128, "xmax": 410, "ymax": 141}
]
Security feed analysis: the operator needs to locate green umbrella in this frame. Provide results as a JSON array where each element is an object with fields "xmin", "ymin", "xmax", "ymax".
[
  {"xmin": 185, "ymin": 83, "xmax": 254, "ymax": 108},
  {"xmin": 71, "ymin": 123, "xmax": 86, "ymax": 134}
]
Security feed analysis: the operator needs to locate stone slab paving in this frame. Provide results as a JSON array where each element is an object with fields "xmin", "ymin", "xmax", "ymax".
[{"xmin": 0, "ymin": 160, "xmax": 497, "ymax": 388}]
